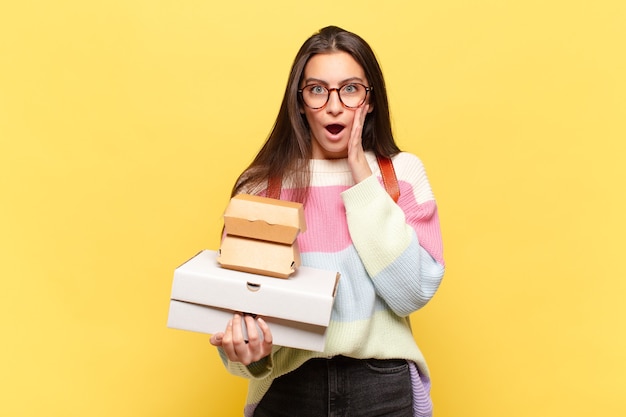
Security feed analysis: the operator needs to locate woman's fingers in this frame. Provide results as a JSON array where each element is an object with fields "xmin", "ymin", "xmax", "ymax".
[
  {"xmin": 218, "ymin": 313, "xmax": 274, "ymax": 365},
  {"xmin": 244, "ymin": 314, "xmax": 261, "ymax": 345},
  {"xmin": 257, "ymin": 317, "xmax": 273, "ymax": 346},
  {"xmin": 231, "ymin": 313, "xmax": 251, "ymax": 357},
  {"xmin": 220, "ymin": 319, "xmax": 237, "ymax": 360},
  {"xmin": 348, "ymin": 104, "xmax": 372, "ymax": 183},
  {"xmin": 349, "ymin": 104, "xmax": 368, "ymax": 152},
  {"xmin": 209, "ymin": 332, "xmax": 224, "ymax": 347}
]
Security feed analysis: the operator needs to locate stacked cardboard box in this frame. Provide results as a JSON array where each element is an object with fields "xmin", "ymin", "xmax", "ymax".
[
  {"xmin": 167, "ymin": 250, "xmax": 340, "ymax": 351},
  {"xmin": 167, "ymin": 195, "xmax": 340, "ymax": 351},
  {"xmin": 217, "ymin": 194, "xmax": 306, "ymax": 278}
]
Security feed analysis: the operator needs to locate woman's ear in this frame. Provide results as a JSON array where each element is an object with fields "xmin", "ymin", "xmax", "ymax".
[{"xmin": 367, "ymin": 102, "xmax": 374, "ymax": 113}]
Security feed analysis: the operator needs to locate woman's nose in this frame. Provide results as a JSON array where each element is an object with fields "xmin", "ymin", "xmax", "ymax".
[{"xmin": 326, "ymin": 89, "xmax": 343, "ymax": 114}]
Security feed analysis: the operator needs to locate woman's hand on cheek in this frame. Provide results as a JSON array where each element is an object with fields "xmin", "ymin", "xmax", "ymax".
[
  {"xmin": 209, "ymin": 313, "xmax": 273, "ymax": 366},
  {"xmin": 347, "ymin": 104, "xmax": 372, "ymax": 184}
]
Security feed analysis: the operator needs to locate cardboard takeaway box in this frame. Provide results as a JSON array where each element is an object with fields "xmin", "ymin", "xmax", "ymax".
[
  {"xmin": 167, "ymin": 250, "xmax": 340, "ymax": 352},
  {"xmin": 218, "ymin": 194, "xmax": 307, "ymax": 278},
  {"xmin": 222, "ymin": 194, "xmax": 307, "ymax": 244}
]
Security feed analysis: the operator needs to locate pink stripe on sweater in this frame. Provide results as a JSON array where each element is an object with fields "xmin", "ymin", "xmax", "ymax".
[
  {"xmin": 408, "ymin": 199, "xmax": 445, "ymax": 266},
  {"xmin": 283, "ymin": 183, "xmax": 444, "ymax": 266},
  {"xmin": 293, "ymin": 185, "xmax": 353, "ymax": 253}
]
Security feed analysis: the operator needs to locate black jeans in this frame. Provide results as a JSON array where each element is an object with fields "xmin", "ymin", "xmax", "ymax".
[{"xmin": 254, "ymin": 356, "xmax": 413, "ymax": 417}]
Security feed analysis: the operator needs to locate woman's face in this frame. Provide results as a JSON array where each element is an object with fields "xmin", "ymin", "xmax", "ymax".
[{"xmin": 300, "ymin": 52, "xmax": 371, "ymax": 159}]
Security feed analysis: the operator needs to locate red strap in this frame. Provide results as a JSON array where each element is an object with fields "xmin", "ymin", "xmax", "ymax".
[
  {"xmin": 266, "ymin": 155, "xmax": 399, "ymax": 202},
  {"xmin": 377, "ymin": 155, "xmax": 400, "ymax": 203},
  {"xmin": 266, "ymin": 175, "xmax": 282, "ymax": 199}
]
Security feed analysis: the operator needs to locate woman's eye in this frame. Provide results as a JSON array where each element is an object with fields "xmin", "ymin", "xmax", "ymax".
[
  {"xmin": 342, "ymin": 84, "xmax": 358, "ymax": 94},
  {"xmin": 310, "ymin": 85, "xmax": 326, "ymax": 95}
]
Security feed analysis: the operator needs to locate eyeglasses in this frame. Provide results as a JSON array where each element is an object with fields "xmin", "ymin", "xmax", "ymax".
[{"xmin": 298, "ymin": 83, "xmax": 372, "ymax": 110}]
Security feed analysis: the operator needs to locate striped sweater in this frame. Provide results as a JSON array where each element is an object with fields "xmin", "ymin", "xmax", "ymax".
[{"xmin": 218, "ymin": 151, "xmax": 445, "ymax": 416}]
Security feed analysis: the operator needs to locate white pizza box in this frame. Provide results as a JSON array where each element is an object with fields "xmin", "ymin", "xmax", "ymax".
[{"xmin": 167, "ymin": 250, "xmax": 340, "ymax": 352}]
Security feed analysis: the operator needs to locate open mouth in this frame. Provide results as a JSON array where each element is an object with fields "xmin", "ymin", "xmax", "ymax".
[{"xmin": 326, "ymin": 124, "xmax": 345, "ymax": 135}]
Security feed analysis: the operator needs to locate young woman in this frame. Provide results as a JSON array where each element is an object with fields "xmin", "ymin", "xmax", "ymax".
[{"xmin": 210, "ymin": 26, "xmax": 445, "ymax": 417}]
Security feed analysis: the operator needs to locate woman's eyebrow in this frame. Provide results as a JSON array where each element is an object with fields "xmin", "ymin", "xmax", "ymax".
[{"xmin": 303, "ymin": 76, "xmax": 365, "ymax": 86}]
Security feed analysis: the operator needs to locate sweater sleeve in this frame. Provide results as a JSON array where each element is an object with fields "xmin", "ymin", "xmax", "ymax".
[
  {"xmin": 216, "ymin": 346, "xmax": 280, "ymax": 380},
  {"xmin": 341, "ymin": 153, "xmax": 445, "ymax": 317}
]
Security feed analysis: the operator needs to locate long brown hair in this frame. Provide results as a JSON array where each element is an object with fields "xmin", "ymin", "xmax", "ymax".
[{"xmin": 231, "ymin": 26, "xmax": 401, "ymax": 202}]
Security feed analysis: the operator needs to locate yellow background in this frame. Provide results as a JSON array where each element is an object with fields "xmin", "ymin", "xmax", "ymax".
[{"xmin": 1, "ymin": 1, "xmax": 625, "ymax": 416}]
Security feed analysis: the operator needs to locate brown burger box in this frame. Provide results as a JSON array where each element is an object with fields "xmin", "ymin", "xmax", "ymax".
[
  {"xmin": 218, "ymin": 194, "xmax": 307, "ymax": 278},
  {"xmin": 222, "ymin": 194, "xmax": 306, "ymax": 244}
]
